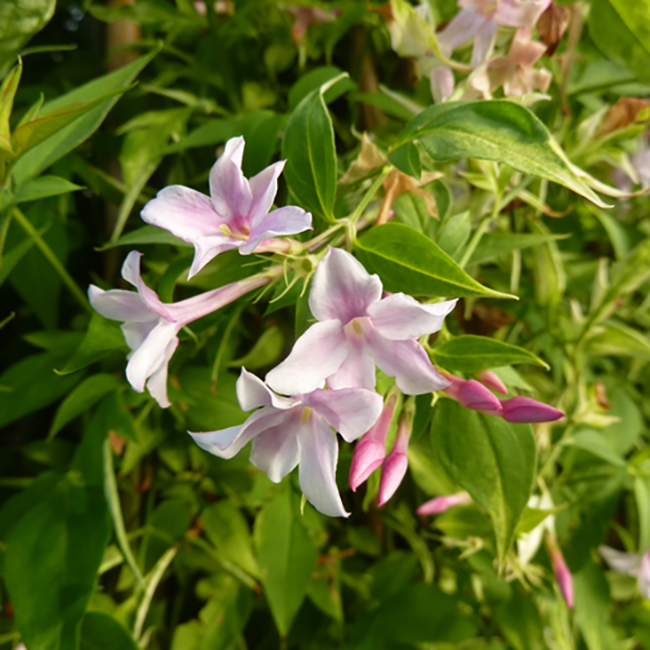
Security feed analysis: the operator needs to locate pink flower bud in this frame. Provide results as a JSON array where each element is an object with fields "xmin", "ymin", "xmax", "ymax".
[
  {"xmin": 378, "ymin": 400, "xmax": 414, "ymax": 506},
  {"xmin": 416, "ymin": 491, "xmax": 472, "ymax": 516},
  {"xmin": 458, "ymin": 380, "xmax": 503, "ymax": 412},
  {"xmin": 349, "ymin": 391, "xmax": 399, "ymax": 491},
  {"xmin": 500, "ymin": 396, "xmax": 564, "ymax": 423},
  {"xmin": 546, "ymin": 535, "xmax": 574, "ymax": 608},
  {"xmin": 477, "ymin": 370, "xmax": 508, "ymax": 395}
]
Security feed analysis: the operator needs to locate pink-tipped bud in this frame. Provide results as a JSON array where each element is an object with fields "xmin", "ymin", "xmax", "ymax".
[
  {"xmin": 477, "ymin": 370, "xmax": 508, "ymax": 395},
  {"xmin": 349, "ymin": 390, "xmax": 399, "ymax": 491},
  {"xmin": 500, "ymin": 396, "xmax": 564, "ymax": 423},
  {"xmin": 458, "ymin": 380, "xmax": 503, "ymax": 412},
  {"xmin": 416, "ymin": 491, "xmax": 472, "ymax": 516},
  {"xmin": 377, "ymin": 398, "xmax": 414, "ymax": 506},
  {"xmin": 377, "ymin": 450, "xmax": 408, "ymax": 506},
  {"xmin": 546, "ymin": 535, "xmax": 574, "ymax": 608}
]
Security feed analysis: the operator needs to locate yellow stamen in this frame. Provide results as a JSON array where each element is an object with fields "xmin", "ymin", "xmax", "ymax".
[
  {"xmin": 219, "ymin": 224, "xmax": 249, "ymax": 240},
  {"xmin": 301, "ymin": 407, "xmax": 313, "ymax": 425},
  {"xmin": 352, "ymin": 319, "xmax": 362, "ymax": 336}
]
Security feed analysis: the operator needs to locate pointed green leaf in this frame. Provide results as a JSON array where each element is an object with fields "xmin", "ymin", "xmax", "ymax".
[
  {"xmin": 15, "ymin": 175, "xmax": 83, "ymax": 203},
  {"xmin": 356, "ymin": 223, "xmax": 516, "ymax": 299}
]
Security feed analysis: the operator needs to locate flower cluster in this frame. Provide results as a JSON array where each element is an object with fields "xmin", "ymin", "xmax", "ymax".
[{"xmin": 91, "ymin": 136, "xmax": 564, "ymax": 518}]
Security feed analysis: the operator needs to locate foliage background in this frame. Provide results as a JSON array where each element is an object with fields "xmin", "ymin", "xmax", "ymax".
[{"xmin": 1, "ymin": 0, "xmax": 650, "ymax": 649}]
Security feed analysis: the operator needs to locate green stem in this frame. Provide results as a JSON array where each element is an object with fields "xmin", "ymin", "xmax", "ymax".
[
  {"xmin": 104, "ymin": 440, "xmax": 145, "ymax": 589},
  {"xmin": 211, "ymin": 305, "xmax": 244, "ymax": 391},
  {"xmin": 349, "ymin": 166, "xmax": 391, "ymax": 226},
  {"xmin": 12, "ymin": 207, "xmax": 92, "ymax": 313}
]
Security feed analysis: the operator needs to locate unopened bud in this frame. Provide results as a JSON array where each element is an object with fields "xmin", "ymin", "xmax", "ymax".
[
  {"xmin": 500, "ymin": 396, "xmax": 563, "ymax": 423},
  {"xmin": 416, "ymin": 491, "xmax": 472, "ymax": 516},
  {"xmin": 545, "ymin": 535, "xmax": 574, "ymax": 608},
  {"xmin": 458, "ymin": 380, "xmax": 502, "ymax": 412},
  {"xmin": 378, "ymin": 398, "xmax": 414, "ymax": 506},
  {"xmin": 477, "ymin": 370, "xmax": 508, "ymax": 395}
]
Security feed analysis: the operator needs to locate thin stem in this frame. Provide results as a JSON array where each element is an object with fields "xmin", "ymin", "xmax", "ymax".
[
  {"xmin": 349, "ymin": 166, "xmax": 391, "ymax": 226},
  {"xmin": 211, "ymin": 305, "xmax": 244, "ymax": 392},
  {"xmin": 12, "ymin": 207, "xmax": 92, "ymax": 313}
]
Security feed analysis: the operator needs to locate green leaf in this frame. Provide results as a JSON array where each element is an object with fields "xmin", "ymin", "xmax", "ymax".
[
  {"xmin": 0, "ymin": 58, "xmax": 22, "ymax": 144},
  {"xmin": 12, "ymin": 86, "xmax": 131, "ymax": 155},
  {"xmin": 586, "ymin": 321, "xmax": 650, "ymax": 361},
  {"xmin": 4, "ymin": 476, "xmax": 111, "ymax": 650},
  {"xmin": 568, "ymin": 430, "xmax": 626, "ymax": 468},
  {"xmin": 355, "ymin": 223, "xmax": 516, "ymax": 299},
  {"xmin": 431, "ymin": 336, "xmax": 548, "ymax": 373},
  {"xmin": 227, "ymin": 326, "xmax": 283, "ymax": 370},
  {"xmin": 80, "ymin": 613, "xmax": 139, "ymax": 650},
  {"xmin": 14, "ymin": 175, "xmax": 83, "ymax": 203},
  {"xmin": 49, "ymin": 373, "xmax": 123, "ymax": 439},
  {"xmin": 99, "ymin": 224, "xmax": 190, "ymax": 250},
  {"xmin": 431, "ymin": 399, "xmax": 536, "ymax": 562},
  {"xmin": 164, "ymin": 118, "xmax": 240, "ymax": 154},
  {"xmin": 12, "ymin": 48, "xmax": 158, "ymax": 186},
  {"xmin": 516, "ymin": 506, "xmax": 563, "ymax": 535},
  {"xmin": 282, "ymin": 75, "xmax": 342, "ymax": 222},
  {"xmin": 0, "ymin": 351, "xmax": 82, "ymax": 428},
  {"xmin": 288, "ymin": 66, "xmax": 354, "ymax": 110},
  {"xmin": 0, "ymin": 0, "xmax": 55, "ymax": 72},
  {"xmin": 203, "ymin": 501, "xmax": 259, "ymax": 578},
  {"xmin": 590, "ymin": 0, "xmax": 650, "ymax": 84},
  {"xmin": 468, "ymin": 232, "xmax": 569, "ymax": 265},
  {"xmin": 635, "ymin": 475, "xmax": 650, "ymax": 554},
  {"xmin": 392, "ymin": 101, "xmax": 609, "ymax": 207},
  {"xmin": 388, "ymin": 141, "xmax": 421, "ymax": 179},
  {"xmin": 59, "ymin": 313, "xmax": 127, "ymax": 375},
  {"xmin": 254, "ymin": 488, "xmax": 317, "ymax": 636}
]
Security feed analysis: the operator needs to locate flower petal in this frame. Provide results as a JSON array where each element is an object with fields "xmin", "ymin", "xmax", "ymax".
[
  {"xmin": 325, "ymin": 333, "xmax": 376, "ymax": 391},
  {"xmin": 247, "ymin": 160, "xmax": 285, "ymax": 228},
  {"xmin": 141, "ymin": 185, "xmax": 221, "ymax": 241},
  {"xmin": 265, "ymin": 320, "xmax": 349, "ymax": 396},
  {"xmin": 209, "ymin": 137, "xmax": 252, "ymax": 224},
  {"xmin": 88, "ymin": 286, "xmax": 153, "ymax": 323},
  {"xmin": 437, "ymin": 8, "xmax": 485, "ymax": 54},
  {"xmin": 472, "ymin": 19, "xmax": 498, "ymax": 66},
  {"xmin": 237, "ymin": 367, "xmax": 299, "ymax": 412},
  {"xmin": 599, "ymin": 546, "xmax": 640, "ymax": 576},
  {"xmin": 125, "ymin": 320, "xmax": 180, "ymax": 393},
  {"xmin": 298, "ymin": 414, "xmax": 349, "ymax": 517},
  {"xmin": 309, "ymin": 248, "xmax": 382, "ymax": 323},
  {"xmin": 239, "ymin": 206, "xmax": 312, "ymax": 255},
  {"xmin": 368, "ymin": 295, "xmax": 457, "ymax": 340},
  {"xmin": 369, "ymin": 331, "xmax": 450, "ymax": 395},
  {"xmin": 188, "ymin": 407, "xmax": 286, "ymax": 459},
  {"xmin": 121, "ymin": 251, "xmax": 170, "ymax": 318},
  {"xmin": 145, "ymin": 336, "xmax": 179, "ymax": 408},
  {"xmin": 121, "ymin": 320, "xmax": 157, "ymax": 353},
  {"xmin": 250, "ymin": 411, "xmax": 301, "ymax": 482},
  {"xmin": 495, "ymin": 0, "xmax": 551, "ymax": 28},
  {"xmin": 302, "ymin": 387, "xmax": 383, "ymax": 442}
]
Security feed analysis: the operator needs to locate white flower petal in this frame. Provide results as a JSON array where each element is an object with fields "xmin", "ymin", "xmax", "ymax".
[
  {"xmin": 368, "ymin": 295, "xmax": 457, "ymax": 340},
  {"xmin": 88, "ymin": 286, "xmax": 153, "ymax": 323},
  {"xmin": 239, "ymin": 206, "xmax": 312, "ymax": 255},
  {"xmin": 265, "ymin": 320, "xmax": 349, "ymax": 396},
  {"xmin": 302, "ymin": 387, "xmax": 383, "ymax": 443},
  {"xmin": 472, "ymin": 20, "xmax": 498, "ymax": 66},
  {"xmin": 145, "ymin": 336, "xmax": 179, "ymax": 408},
  {"xmin": 188, "ymin": 407, "xmax": 286, "ymax": 459},
  {"xmin": 309, "ymin": 248, "xmax": 383, "ymax": 323},
  {"xmin": 369, "ymin": 331, "xmax": 450, "ymax": 395},
  {"xmin": 325, "ymin": 330, "xmax": 376, "ymax": 391},
  {"xmin": 298, "ymin": 415, "xmax": 349, "ymax": 517},
  {"xmin": 209, "ymin": 137, "xmax": 252, "ymax": 224},
  {"xmin": 249, "ymin": 410, "xmax": 301, "ymax": 482},
  {"xmin": 247, "ymin": 160, "xmax": 285, "ymax": 228},
  {"xmin": 125, "ymin": 320, "xmax": 180, "ymax": 393},
  {"xmin": 237, "ymin": 368, "xmax": 298, "ymax": 412}
]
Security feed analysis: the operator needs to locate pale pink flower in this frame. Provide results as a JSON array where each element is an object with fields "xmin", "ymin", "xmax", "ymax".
[
  {"xmin": 600, "ymin": 546, "xmax": 650, "ymax": 599},
  {"xmin": 349, "ymin": 389, "xmax": 399, "ymax": 491},
  {"xmin": 477, "ymin": 370, "xmax": 508, "ymax": 394},
  {"xmin": 141, "ymin": 137, "xmax": 312, "ymax": 279},
  {"xmin": 438, "ymin": 0, "xmax": 551, "ymax": 66},
  {"xmin": 189, "ymin": 369, "xmax": 382, "ymax": 517},
  {"xmin": 88, "ymin": 251, "xmax": 272, "ymax": 408},
  {"xmin": 266, "ymin": 248, "xmax": 456, "ymax": 396},
  {"xmin": 416, "ymin": 491, "xmax": 472, "ymax": 515}
]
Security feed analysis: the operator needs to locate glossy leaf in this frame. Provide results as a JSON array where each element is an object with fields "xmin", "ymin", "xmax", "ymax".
[
  {"xmin": 12, "ymin": 48, "xmax": 158, "ymax": 186},
  {"xmin": 469, "ymin": 232, "xmax": 569, "ymax": 265},
  {"xmin": 431, "ymin": 399, "xmax": 536, "ymax": 562},
  {"xmin": 432, "ymin": 336, "xmax": 548, "ymax": 373},
  {"xmin": 254, "ymin": 488, "xmax": 317, "ymax": 636},
  {"xmin": 48, "ymin": 373, "xmax": 123, "ymax": 439},
  {"xmin": 282, "ymin": 76, "xmax": 341, "ymax": 222},
  {"xmin": 0, "ymin": 0, "xmax": 55, "ymax": 72},
  {"xmin": 4, "ymin": 476, "xmax": 111, "ymax": 650},
  {"xmin": 80, "ymin": 613, "xmax": 139, "ymax": 650},
  {"xmin": 392, "ymin": 101, "xmax": 608, "ymax": 207},
  {"xmin": 355, "ymin": 223, "xmax": 516, "ymax": 299},
  {"xmin": 15, "ymin": 175, "xmax": 83, "ymax": 203}
]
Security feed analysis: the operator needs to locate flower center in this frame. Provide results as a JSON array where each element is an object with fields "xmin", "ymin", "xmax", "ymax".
[
  {"xmin": 352, "ymin": 318, "xmax": 363, "ymax": 336},
  {"xmin": 301, "ymin": 407, "xmax": 313, "ymax": 425},
  {"xmin": 219, "ymin": 223, "xmax": 250, "ymax": 240}
]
